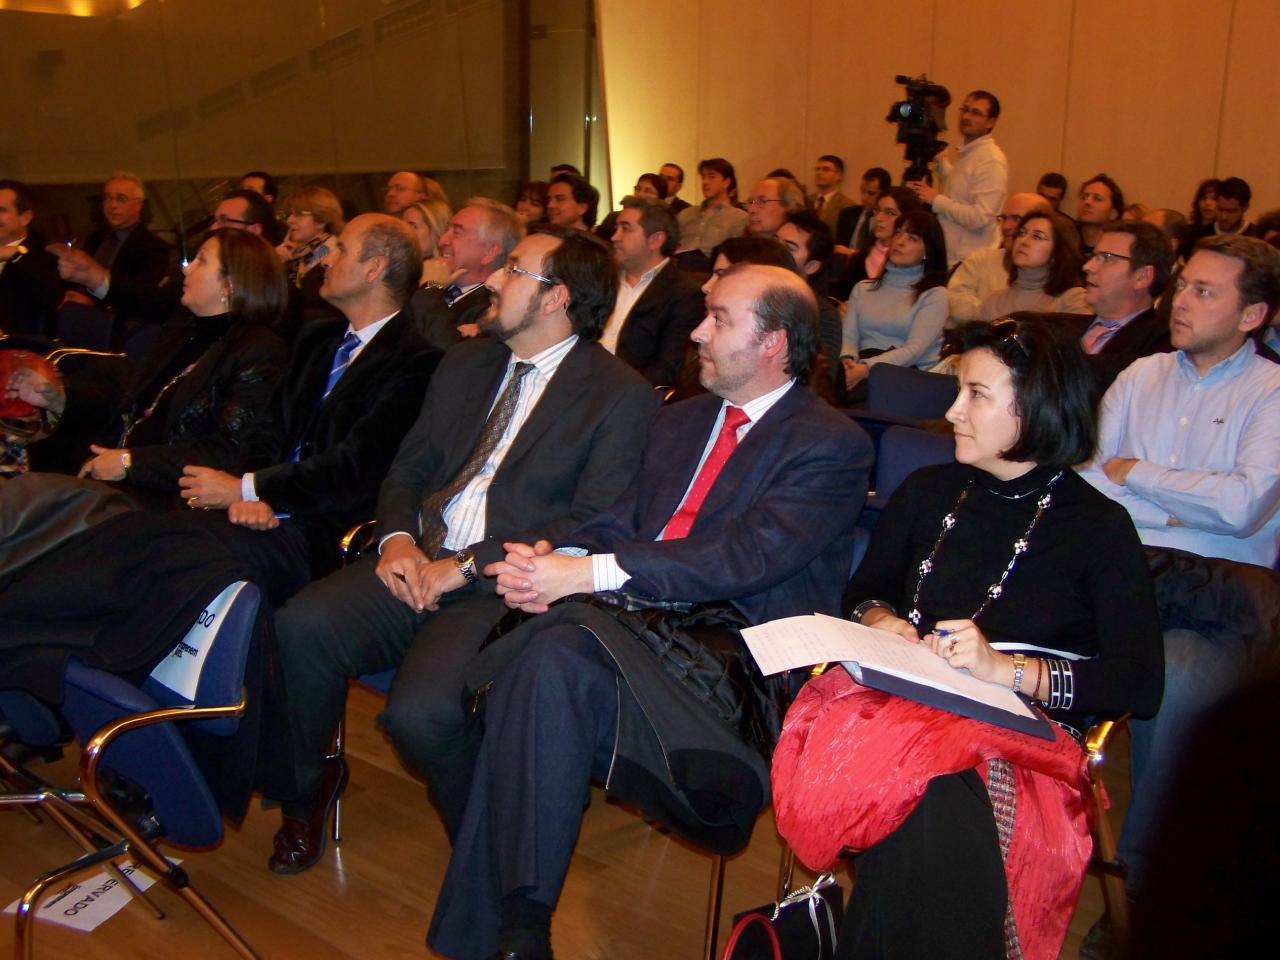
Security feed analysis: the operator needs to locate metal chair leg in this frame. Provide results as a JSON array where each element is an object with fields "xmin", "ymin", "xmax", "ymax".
[
  {"xmin": 328, "ymin": 716, "xmax": 345, "ymax": 842},
  {"xmin": 15, "ymin": 840, "xmax": 130, "ymax": 960},
  {"xmin": 776, "ymin": 844, "xmax": 797, "ymax": 901},
  {"xmin": 702, "ymin": 854, "xmax": 725, "ymax": 960}
]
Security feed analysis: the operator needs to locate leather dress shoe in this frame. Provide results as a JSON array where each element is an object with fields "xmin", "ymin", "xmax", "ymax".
[{"xmin": 268, "ymin": 756, "xmax": 348, "ymax": 875}]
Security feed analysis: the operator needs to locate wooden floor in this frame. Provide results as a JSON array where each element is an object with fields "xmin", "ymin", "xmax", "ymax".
[{"xmin": 0, "ymin": 684, "xmax": 1126, "ymax": 959}]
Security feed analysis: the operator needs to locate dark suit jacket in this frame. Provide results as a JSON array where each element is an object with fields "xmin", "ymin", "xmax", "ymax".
[
  {"xmin": 247, "ymin": 312, "xmax": 442, "ymax": 570},
  {"xmin": 570, "ymin": 385, "xmax": 874, "ymax": 624},
  {"xmin": 0, "ymin": 240, "xmax": 62, "ymax": 337},
  {"xmin": 669, "ymin": 196, "xmax": 692, "ymax": 216},
  {"xmin": 85, "ymin": 224, "xmax": 171, "ymax": 292},
  {"xmin": 376, "ymin": 335, "xmax": 660, "ymax": 576},
  {"xmin": 405, "ymin": 285, "xmax": 466, "ymax": 353},
  {"xmin": 1057, "ymin": 306, "xmax": 1171, "ymax": 393},
  {"xmin": 835, "ymin": 203, "xmax": 870, "ymax": 249},
  {"xmin": 615, "ymin": 260, "xmax": 705, "ymax": 386}
]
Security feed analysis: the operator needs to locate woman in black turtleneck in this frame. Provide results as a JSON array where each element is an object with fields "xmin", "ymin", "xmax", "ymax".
[
  {"xmin": 773, "ymin": 318, "xmax": 1163, "ymax": 960},
  {"xmin": 9, "ymin": 229, "xmax": 288, "ymax": 498}
]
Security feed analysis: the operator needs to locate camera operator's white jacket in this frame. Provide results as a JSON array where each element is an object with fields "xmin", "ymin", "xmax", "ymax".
[{"xmin": 932, "ymin": 133, "xmax": 1008, "ymax": 266}]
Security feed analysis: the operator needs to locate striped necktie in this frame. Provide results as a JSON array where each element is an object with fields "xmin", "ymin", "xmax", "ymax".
[
  {"xmin": 321, "ymin": 331, "xmax": 361, "ymax": 400},
  {"xmin": 418, "ymin": 361, "xmax": 535, "ymax": 555}
]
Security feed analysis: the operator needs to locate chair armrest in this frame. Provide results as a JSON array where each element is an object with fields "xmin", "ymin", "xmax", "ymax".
[{"xmin": 339, "ymin": 519, "xmax": 379, "ymax": 566}]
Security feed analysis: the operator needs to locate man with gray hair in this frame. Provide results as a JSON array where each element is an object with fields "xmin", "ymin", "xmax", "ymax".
[
  {"xmin": 57, "ymin": 171, "xmax": 171, "ymax": 319},
  {"xmin": 746, "ymin": 176, "xmax": 807, "ymax": 239},
  {"xmin": 410, "ymin": 197, "xmax": 523, "ymax": 345},
  {"xmin": 605, "ymin": 195, "xmax": 705, "ymax": 384}
]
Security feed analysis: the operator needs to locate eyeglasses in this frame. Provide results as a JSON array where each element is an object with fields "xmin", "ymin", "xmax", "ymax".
[
  {"xmin": 746, "ymin": 197, "xmax": 783, "ymax": 207},
  {"xmin": 213, "ymin": 215, "xmax": 252, "ymax": 227},
  {"xmin": 504, "ymin": 262, "xmax": 557, "ymax": 285},
  {"xmin": 873, "ymin": 207, "xmax": 900, "ymax": 218},
  {"xmin": 285, "ymin": 209, "xmax": 315, "ymax": 218},
  {"xmin": 990, "ymin": 317, "xmax": 1028, "ymax": 358},
  {"xmin": 1087, "ymin": 250, "xmax": 1133, "ymax": 266},
  {"xmin": 1015, "ymin": 228, "xmax": 1052, "ymax": 243}
]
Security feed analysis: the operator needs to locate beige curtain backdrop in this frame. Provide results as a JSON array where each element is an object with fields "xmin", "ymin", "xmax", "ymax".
[{"xmin": 597, "ymin": 0, "xmax": 1280, "ymax": 222}]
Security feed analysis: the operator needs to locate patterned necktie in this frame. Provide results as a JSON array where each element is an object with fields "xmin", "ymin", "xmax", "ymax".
[
  {"xmin": 660, "ymin": 405, "xmax": 751, "ymax": 540},
  {"xmin": 444, "ymin": 284, "xmax": 463, "ymax": 306},
  {"xmin": 815, "ymin": 195, "xmax": 826, "ymax": 213},
  {"xmin": 418, "ymin": 362, "xmax": 536, "ymax": 555},
  {"xmin": 1082, "ymin": 319, "xmax": 1122, "ymax": 355},
  {"xmin": 321, "ymin": 332, "xmax": 361, "ymax": 401}
]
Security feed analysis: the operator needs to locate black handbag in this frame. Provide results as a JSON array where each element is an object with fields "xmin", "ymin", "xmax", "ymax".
[{"xmin": 722, "ymin": 874, "xmax": 844, "ymax": 960}]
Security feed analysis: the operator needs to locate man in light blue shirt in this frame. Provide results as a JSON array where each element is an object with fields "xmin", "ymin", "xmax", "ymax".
[{"xmin": 1079, "ymin": 233, "xmax": 1280, "ymax": 917}]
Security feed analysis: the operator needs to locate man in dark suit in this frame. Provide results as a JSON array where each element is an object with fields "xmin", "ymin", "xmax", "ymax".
[
  {"xmin": 834, "ymin": 166, "xmax": 892, "ymax": 256},
  {"xmin": 262, "ymin": 227, "xmax": 659, "ymax": 875},
  {"xmin": 407, "ymin": 198, "xmax": 521, "ymax": 344},
  {"xmin": 661, "ymin": 162, "xmax": 691, "ymax": 215},
  {"xmin": 0, "ymin": 180, "xmax": 61, "ymax": 337},
  {"xmin": 78, "ymin": 172, "xmax": 171, "ymax": 296},
  {"xmin": 1069, "ymin": 220, "xmax": 1176, "ymax": 391},
  {"xmin": 427, "ymin": 264, "xmax": 873, "ymax": 960},
  {"xmin": 172, "ymin": 213, "xmax": 441, "ymax": 594},
  {"xmin": 603, "ymin": 195, "xmax": 704, "ymax": 385},
  {"xmin": 48, "ymin": 190, "xmax": 278, "ymax": 329}
]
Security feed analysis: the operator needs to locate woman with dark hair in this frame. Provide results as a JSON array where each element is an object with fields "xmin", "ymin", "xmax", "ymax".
[
  {"xmin": 979, "ymin": 210, "xmax": 1089, "ymax": 320},
  {"xmin": 1181, "ymin": 177, "xmax": 1222, "ymax": 259},
  {"xmin": 839, "ymin": 209, "xmax": 950, "ymax": 393},
  {"xmin": 514, "ymin": 181, "xmax": 549, "ymax": 226},
  {"xmin": 772, "ymin": 318, "xmax": 1163, "ymax": 960},
  {"xmin": 1188, "ymin": 177, "xmax": 1220, "ymax": 231},
  {"xmin": 7, "ymin": 229, "xmax": 288, "ymax": 495},
  {"xmin": 831, "ymin": 186, "xmax": 923, "ymax": 300},
  {"xmin": 632, "ymin": 173, "xmax": 668, "ymax": 201}
]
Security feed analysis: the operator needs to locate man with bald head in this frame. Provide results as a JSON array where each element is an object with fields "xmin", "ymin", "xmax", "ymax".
[
  {"xmin": 947, "ymin": 191, "xmax": 1052, "ymax": 324},
  {"xmin": 261, "ymin": 226, "xmax": 658, "ymax": 878},
  {"xmin": 427, "ymin": 263, "xmax": 873, "ymax": 960},
  {"xmin": 174, "ymin": 213, "xmax": 442, "ymax": 597},
  {"xmin": 383, "ymin": 170, "xmax": 427, "ymax": 215}
]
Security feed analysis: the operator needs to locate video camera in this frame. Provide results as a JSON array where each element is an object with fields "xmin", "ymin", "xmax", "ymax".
[{"xmin": 886, "ymin": 74, "xmax": 952, "ymax": 178}]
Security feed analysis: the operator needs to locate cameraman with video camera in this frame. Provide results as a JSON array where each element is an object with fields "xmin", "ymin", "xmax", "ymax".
[{"xmin": 908, "ymin": 89, "xmax": 1008, "ymax": 267}]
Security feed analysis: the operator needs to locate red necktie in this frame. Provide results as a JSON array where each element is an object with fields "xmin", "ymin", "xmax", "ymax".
[{"xmin": 660, "ymin": 405, "xmax": 751, "ymax": 540}]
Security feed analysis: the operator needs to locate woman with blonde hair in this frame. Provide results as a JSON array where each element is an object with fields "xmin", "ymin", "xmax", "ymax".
[{"xmin": 402, "ymin": 198, "xmax": 454, "ymax": 288}]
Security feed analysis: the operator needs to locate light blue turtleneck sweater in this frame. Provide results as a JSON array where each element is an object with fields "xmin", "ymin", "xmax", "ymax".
[{"xmin": 841, "ymin": 261, "xmax": 949, "ymax": 370}]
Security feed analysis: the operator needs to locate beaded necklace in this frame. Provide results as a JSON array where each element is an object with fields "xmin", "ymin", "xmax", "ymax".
[{"xmin": 906, "ymin": 470, "xmax": 1064, "ymax": 627}]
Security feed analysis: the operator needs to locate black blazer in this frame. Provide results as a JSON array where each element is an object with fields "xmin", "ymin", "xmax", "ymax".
[
  {"xmin": 405, "ymin": 285, "xmax": 467, "ymax": 353},
  {"xmin": 835, "ymin": 204, "xmax": 870, "ymax": 249},
  {"xmin": 615, "ymin": 260, "xmax": 706, "ymax": 386},
  {"xmin": 0, "ymin": 240, "xmax": 62, "ymax": 338},
  {"xmin": 1058, "ymin": 306, "xmax": 1172, "ymax": 393},
  {"xmin": 669, "ymin": 196, "xmax": 692, "ymax": 216},
  {"xmin": 84, "ymin": 224, "xmax": 171, "ymax": 292},
  {"xmin": 248, "ymin": 312, "xmax": 442, "ymax": 570},
  {"xmin": 376, "ymin": 335, "xmax": 660, "ymax": 575},
  {"xmin": 32, "ymin": 314, "xmax": 287, "ymax": 485}
]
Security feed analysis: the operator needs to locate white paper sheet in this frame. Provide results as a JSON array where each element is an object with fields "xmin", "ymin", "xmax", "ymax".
[
  {"xmin": 3, "ymin": 858, "xmax": 176, "ymax": 932},
  {"xmin": 742, "ymin": 613, "xmax": 1035, "ymax": 720}
]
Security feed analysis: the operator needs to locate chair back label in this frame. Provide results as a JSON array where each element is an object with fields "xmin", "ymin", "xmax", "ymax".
[{"xmin": 148, "ymin": 582, "xmax": 248, "ymax": 700}]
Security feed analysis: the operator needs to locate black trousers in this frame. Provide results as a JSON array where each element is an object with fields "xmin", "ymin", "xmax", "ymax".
[
  {"xmin": 838, "ymin": 769, "xmax": 1007, "ymax": 959},
  {"xmin": 267, "ymin": 553, "xmax": 507, "ymax": 826},
  {"xmin": 428, "ymin": 623, "xmax": 618, "ymax": 960}
]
